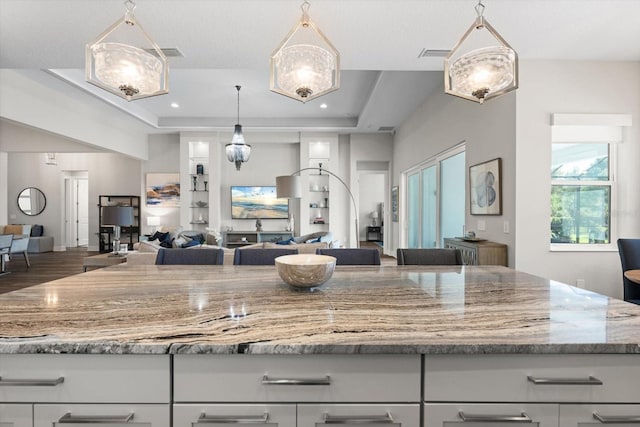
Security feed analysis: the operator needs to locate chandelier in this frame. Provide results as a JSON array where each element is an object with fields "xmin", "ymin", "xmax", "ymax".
[
  {"xmin": 270, "ymin": 1, "xmax": 340, "ymax": 103},
  {"xmin": 444, "ymin": 1, "xmax": 518, "ymax": 104},
  {"xmin": 86, "ymin": 0, "xmax": 168, "ymax": 101},
  {"xmin": 225, "ymin": 85, "xmax": 251, "ymax": 171}
]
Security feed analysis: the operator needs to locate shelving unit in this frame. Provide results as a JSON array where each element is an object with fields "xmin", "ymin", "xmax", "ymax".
[
  {"xmin": 98, "ymin": 195, "xmax": 140, "ymax": 253},
  {"xmin": 223, "ymin": 230, "xmax": 294, "ymax": 248},
  {"xmin": 188, "ymin": 143, "xmax": 209, "ymax": 230}
]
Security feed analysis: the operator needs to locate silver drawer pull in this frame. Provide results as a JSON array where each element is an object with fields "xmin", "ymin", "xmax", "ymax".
[
  {"xmin": 593, "ymin": 412, "xmax": 640, "ymax": 424},
  {"xmin": 459, "ymin": 412, "xmax": 532, "ymax": 423},
  {"xmin": 0, "ymin": 376, "xmax": 64, "ymax": 386},
  {"xmin": 323, "ymin": 411, "xmax": 394, "ymax": 424},
  {"xmin": 527, "ymin": 375, "xmax": 603, "ymax": 385},
  {"xmin": 262, "ymin": 375, "xmax": 331, "ymax": 385},
  {"xmin": 198, "ymin": 412, "xmax": 269, "ymax": 424},
  {"xmin": 58, "ymin": 413, "xmax": 134, "ymax": 423}
]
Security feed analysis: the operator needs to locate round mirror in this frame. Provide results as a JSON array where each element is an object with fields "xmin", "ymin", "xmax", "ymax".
[{"xmin": 17, "ymin": 187, "xmax": 47, "ymax": 216}]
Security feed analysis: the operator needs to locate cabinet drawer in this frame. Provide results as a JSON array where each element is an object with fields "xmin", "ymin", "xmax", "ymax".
[
  {"xmin": 0, "ymin": 404, "xmax": 32, "ymax": 427},
  {"xmin": 298, "ymin": 404, "xmax": 419, "ymax": 426},
  {"xmin": 0, "ymin": 354, "xmax": 169, "ymax": 403},
  {"xmin": 34, "ymin": 404, "xmax": 169, "ymax": 427},
  {"xmin": 425, "ymin": 354, "xmax": 640, "ymax": 403},
  {"xmin": 174, "ymin": 354, "xmax": 420, "ymax": 402},
  {"xmin": 174, "ymin": 404, "xmax": 296, "ymax": 427},
  {"xmin": 425, "ymin": 403, "xmax": 558, "ymax": 427},
  {"xmin": 560, "ymin": 404, "xmax": 640, "ymax": 426}
]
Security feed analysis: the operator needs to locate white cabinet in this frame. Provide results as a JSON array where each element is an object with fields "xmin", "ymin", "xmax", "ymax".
[
  {"xmin": 0, "ymin": 354, "xmax": 170, "ymax": 403},
  {"xmin": 298, "ymin": 404, "xmax": 420, "ymax": 426},
  {"xmin": 174, "ymin": 355, "xmax": 421, "ymax": 426},
  {"xmin": 174, "ymin": 354, "xmax": 420, "ymax": 403},
  {"xmin": 34, "ymin": 404, "xmax": 169, "ymax": 427},
  {"xmin": 174, "ymin": 404, "xmax": 296, "ymax": 427},
  {"xmin": 0, "ymin": 404, "xmax": 32, "ymax": 427},
  {"xmin": 424, "ymin": 354, "xmax": 640, "ymax": 403},
  {"xmin": 424, "ymin": 355, "xmax": 640, "ymax": 427},
  {"xmin": 560, "ymin": 404, "xmax": 640, "ymax": 426},
  {"xmin": 425, "ymin": 404, "xmax": 558, "ymax": 427}
]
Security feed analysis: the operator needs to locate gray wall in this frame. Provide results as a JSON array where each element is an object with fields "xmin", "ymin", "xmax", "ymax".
[{"xmin": 392, "ymin": 87, "xmax": 517, "ymax": 265}]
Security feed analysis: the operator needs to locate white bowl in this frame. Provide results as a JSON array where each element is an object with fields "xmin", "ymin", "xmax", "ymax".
[{"xmin": 275, "ymin": 254, "xmax": 337, "ymax": 289}]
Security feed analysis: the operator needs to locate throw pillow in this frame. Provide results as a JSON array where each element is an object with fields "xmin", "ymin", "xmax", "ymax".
[
  {"xmin": 182, "ymin": 239, "xmax": 200, "ymax": 248},
  {"xmin": 276, "ymin": 237, "xmax": 295, "ymax": 245},
  {"xmin": 159, "ymin": 237, "xmax": 174, "ymax": 248},
  {"xmin": 31, "ymin": 224, "xmax": 44, "ymax": 237},
  {"xmin": 149, "ymin": 231, "xmax": 169, "ymax": 242}
]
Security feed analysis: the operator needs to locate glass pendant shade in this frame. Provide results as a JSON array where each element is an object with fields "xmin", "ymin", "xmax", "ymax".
[
  {"xmin": 444, "ymin": 2, "xmax": 518, "ymax": 104},
  {"xmin": 270, "ymin": 1, "xmax": 340, "ymax": 103},
  {"xmin": 86, "ymin": 1, "xmax": 168, "ymax": 101},
  {"xmin": 226, "ymin": 86, "xmax": 251, "ymax": 171}
]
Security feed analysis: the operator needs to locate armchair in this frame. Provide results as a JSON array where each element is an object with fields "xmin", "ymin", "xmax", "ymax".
[{"xmin": 0, "ymin": 225, "xmax": 31, "ymax": 268}]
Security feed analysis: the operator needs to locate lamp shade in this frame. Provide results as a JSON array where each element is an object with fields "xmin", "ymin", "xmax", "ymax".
[
  {"xmin": 276, "ymin": 175, "xmax": 302, "ymax": 199},
  {"xmin": 370, "ymin": 211, "xmax": 379, "ymax": 219},
  {"xmin": 102, "ymin": 206, "xmax": 134, "ymax": 226}
]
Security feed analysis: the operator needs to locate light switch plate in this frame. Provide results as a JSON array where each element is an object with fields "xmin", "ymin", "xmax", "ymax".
[{"xmin": 477, "ymin": 220, "xmax": 486, "ymax": 231}]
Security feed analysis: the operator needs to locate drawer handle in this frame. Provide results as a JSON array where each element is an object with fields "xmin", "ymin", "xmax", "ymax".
[
  {"xmin": 593, "ymin": 412, "xmax": 640, "ymax": 424},
  {"xmin": 527, "ymin": 375, "xmax": 603, "ymax": 385},
  {"xmin": 0, "ymin": 376, "xmax": 64, "ymax": 386},
  {"xmin": 458, "ymin": 412, "xmax": 532, "ymax": 423},
  {"xmin": 58, "ymin": 412, "xmax": 134, "ymax": 423},
  {"xmin": 262, "ymin": 374, "xmax": 331, "ymax": 386},
  {"xmin": 323, "ymin": 411, "xmax": 394, "ymax": 424},
  {"xmin": 198, "ymin": 412, "xmax": 269, "ymax": 424}
]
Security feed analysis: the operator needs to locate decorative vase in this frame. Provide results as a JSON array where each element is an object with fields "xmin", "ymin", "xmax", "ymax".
[{"xmin": 192, "ymin": 176, "xmax": 198, "ymax": 191}]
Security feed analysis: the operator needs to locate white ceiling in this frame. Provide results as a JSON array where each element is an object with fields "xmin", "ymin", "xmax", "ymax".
[{"xmin": 1, "ymin": 0, "xmax": 639, "ymax": 134}]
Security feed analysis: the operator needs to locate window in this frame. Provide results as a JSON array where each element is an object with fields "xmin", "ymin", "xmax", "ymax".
[{"xmin": 550, "ymin": 142, "xmax": 614, "ymax": 247}]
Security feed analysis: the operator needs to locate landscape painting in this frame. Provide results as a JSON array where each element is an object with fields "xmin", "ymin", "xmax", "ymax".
[
  {"xmin": 146, "ymin": 173, "xmax": 180, "ymax": 207},
  {"xmin": 231, "ymin": 186, "xmax": 289, "ymax": 219}
]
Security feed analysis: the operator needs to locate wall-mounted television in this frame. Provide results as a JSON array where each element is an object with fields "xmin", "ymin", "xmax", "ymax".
[{"xmin": 231, "ymin": 186, "xmax": 289, "ymax": 219}]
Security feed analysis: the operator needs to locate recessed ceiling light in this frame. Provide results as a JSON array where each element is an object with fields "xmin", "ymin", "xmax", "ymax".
[
  {"xmin": 320, "ymin": 103, "xmax": 328, "ymax": 109},
  {"xmin": 171, "ymin": 102, "xmax": 180, "ymax": 108}
]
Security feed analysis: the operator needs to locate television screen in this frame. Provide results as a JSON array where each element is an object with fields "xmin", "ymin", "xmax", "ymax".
[{"xmin": 231, "ymin": 186, "xmax": 289, "ymax": 219}]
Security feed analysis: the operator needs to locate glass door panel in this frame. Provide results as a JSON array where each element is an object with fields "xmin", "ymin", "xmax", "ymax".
[
  {"xmin": 407, "ymin": 172, "xmax": 420, "ymax": 248},
  {"xmin": 421, "ymin": 165, "xmax": 437, "ymax": 248},
  {"xmin": 440, "ymin": 151, "xmax": 465, "ymax": 247}
]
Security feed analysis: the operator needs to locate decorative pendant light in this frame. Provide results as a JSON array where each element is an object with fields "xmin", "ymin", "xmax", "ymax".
[
  {"xmin": 270, "ymin": 1, "xmax": 340, "ymax": 103},
  {"xmin": 86, "ymin": 0, "xmax": 168, "ymax": 101},
  {"xmin": 444, "ymin": 1, "xmax": 518, "ymax": 104},
  {"xmin": 225, "ymin": 85, "xmax": 251, "ymax": 171}
]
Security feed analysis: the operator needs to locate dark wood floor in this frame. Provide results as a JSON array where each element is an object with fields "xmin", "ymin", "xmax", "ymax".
[{"xmin": 0, "ymin": 247, "xmax": 97, "ymax": 294}]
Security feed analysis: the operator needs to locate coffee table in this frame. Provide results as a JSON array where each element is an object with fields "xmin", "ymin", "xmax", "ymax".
[{"xmin": 83, "ymin": 252, "xmax": 136, "ymax": 272}]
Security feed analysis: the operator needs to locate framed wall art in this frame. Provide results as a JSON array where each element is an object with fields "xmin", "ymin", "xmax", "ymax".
[
  {"xmin": 469, "ymin": 158, "xmax": 502, "ymax": 215},
  {"xmin": 146, "ymin": 173, "xmax": 180, "ymax": 207},
  {"xmin": 391, "ymin": 186, "xmax": 399, "ymax": 222}
]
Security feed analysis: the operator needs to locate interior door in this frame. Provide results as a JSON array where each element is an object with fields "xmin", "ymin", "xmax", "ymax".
[{"xmin": 76, "ymin": 178, "xmax": 89, "ymax": 246}]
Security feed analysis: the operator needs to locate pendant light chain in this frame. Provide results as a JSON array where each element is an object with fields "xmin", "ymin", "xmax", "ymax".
[{"xmin": 236, "ymin": 85, "xmax": 241, "ymax": 125}]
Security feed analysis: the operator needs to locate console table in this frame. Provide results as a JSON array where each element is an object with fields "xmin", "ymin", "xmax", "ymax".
[
  {"xmin": 366, "ymin": 226, "xmax": 382, "ymax": 242},
  {"xmin": 223, "ymin": 230, "xmax": 294, "ymax": 248},
  {"xmin": 444, "ymin": 238, "xmax": 507, "ymax": 266}
]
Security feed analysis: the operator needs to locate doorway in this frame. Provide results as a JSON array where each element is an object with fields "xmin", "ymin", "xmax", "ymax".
[
  {"xmin": 357, "ymin": 162, "xmax": 389, "ymax": 255},
  {"xmin": 63, "ymin": 171, "xmax": 89, "ymax": 248}
]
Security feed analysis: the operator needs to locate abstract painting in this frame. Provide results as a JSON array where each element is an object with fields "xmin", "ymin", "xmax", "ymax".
[
  {"xmin": 469, "ymin": 158, "xmax": 502, "ymax": 215},
  {"xmin": 146, "ymin": 173, "xmax": 180, "ymax": 207}
]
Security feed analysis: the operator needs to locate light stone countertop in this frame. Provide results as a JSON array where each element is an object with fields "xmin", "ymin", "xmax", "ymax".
[{"xmin": 0, "ymin": 265, "xmax": 639, "ymax": 355}]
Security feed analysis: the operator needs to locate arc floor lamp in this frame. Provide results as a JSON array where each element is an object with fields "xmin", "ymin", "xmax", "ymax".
[{"xmin": 276, "ymin": 166, "xmax": 359, "ymax": 248}]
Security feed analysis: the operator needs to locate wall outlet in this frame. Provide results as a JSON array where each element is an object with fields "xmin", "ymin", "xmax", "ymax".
[
  {"xmin": 9, "ymin": 213, "xmax": 16, "ymax": 220},
  {"xmin": 503, "ymin": 220, "xmax": 510, "ymax": 233},
  {"xmin": 575, "ymin": 279, "xmax": 585, "ymax": 288},
  {"xmin": 477, "ymin": 220, "xmax": 486, "ymax": 231}
]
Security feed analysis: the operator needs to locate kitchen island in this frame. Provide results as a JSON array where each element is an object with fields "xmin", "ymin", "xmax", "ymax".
[{"xmin": 1, "ymin": 265, "xmax": 639, "ymax": 426}]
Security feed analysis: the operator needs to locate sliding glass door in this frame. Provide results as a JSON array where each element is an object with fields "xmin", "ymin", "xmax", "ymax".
[{"xmin": 405, "ymin": 147, "xmax": 465, "ymax": 248}]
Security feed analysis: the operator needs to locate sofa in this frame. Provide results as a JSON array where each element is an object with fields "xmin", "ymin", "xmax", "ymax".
[
  {"xmin": 0, "ymin": 224, "xmax": 32, "ymax": 267},
  {"xmin": 128, "ymin": 240, "xmax": 330, "ymax": 266},
  {"xmin": 27, "ymin": 224, "xmax": 54, "ymax": 253}
]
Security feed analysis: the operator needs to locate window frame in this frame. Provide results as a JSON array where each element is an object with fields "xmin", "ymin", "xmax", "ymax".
[{"xmin": 550, "ymin": 142, "xmax": 618, "ymax": 252}]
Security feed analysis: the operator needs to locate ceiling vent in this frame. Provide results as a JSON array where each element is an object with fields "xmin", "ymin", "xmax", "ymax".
[
  {"xmin": 144, "ymin": 47, "xmax": 185, "ymax": 58},
  {"xmin": 417, "ymin": 49, "xmax": 450, "ymax": 58},
  {"xmin": 378, "ymin": 126, "xmax": 395, "ymax": 132}
]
